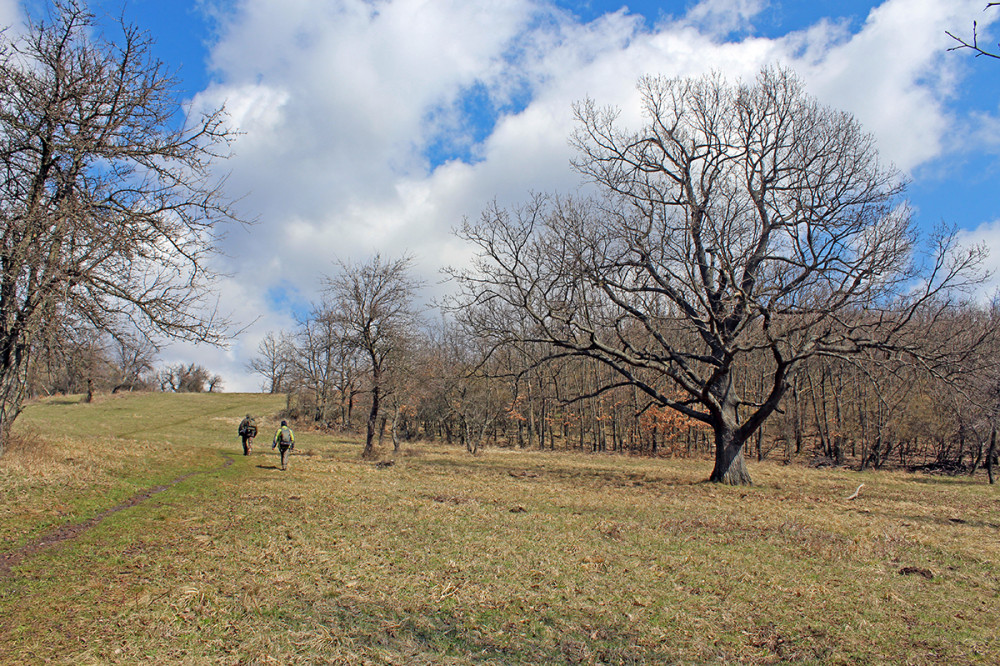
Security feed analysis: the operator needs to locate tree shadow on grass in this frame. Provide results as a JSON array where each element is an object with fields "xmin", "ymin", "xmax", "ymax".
[
  {"xmin": 414, "ymin": 454, "xmax": 701, "ymax": 489},
  {"xmin": 44, "ymin": 398, "xmax": 81, "ymax": 406}
]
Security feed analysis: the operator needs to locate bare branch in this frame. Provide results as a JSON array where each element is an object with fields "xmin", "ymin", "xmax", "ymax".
[{"xmin": 946, "ymin": 5, "xmax": 1000, "ymax": 59}]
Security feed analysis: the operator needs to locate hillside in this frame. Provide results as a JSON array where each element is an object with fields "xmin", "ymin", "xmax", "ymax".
[{"xmin": 1, "ymin": 392, "xmax": 998, "ymax": 664}]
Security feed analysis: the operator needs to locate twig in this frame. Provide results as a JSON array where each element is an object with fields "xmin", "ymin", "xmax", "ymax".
[{"xmin": 846, "ymin": 483, "xmax": 865, "ymax": 501}]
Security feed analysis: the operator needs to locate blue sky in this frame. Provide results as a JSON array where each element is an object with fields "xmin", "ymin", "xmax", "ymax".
[
  {"xmin": 82, "ymin": 0, "xmax": 996, "ymax": 228},
  {"xmin": 5, "ymin": 0, "xmax": 999, "ymax": 389}
]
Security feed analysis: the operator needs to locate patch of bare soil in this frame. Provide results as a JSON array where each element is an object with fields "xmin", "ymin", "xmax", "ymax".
[{"xmin": 0, "ymin": 456, "xmax": 233, "ymax": 579}]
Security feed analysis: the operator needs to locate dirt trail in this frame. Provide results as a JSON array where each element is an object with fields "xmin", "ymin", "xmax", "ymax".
[{"xmin": 0, "ymin": 455, "xmax": 234, "ymax": 579}]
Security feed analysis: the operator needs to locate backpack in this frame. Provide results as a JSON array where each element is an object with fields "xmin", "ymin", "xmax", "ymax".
[
  {"xmin": 277, "ymin": 425, "xmax": 292, "ymax": 445},
  {"xmin": 239, "ymin": 418, "xmax": 257, "ymax": 437}
]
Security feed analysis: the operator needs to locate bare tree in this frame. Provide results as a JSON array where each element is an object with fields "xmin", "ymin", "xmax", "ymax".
[
  {"xmin": 28, "ymin": 318, "xmax": 113, "ymax": 399},
  {"xmin": 158, "ymin": 363, "xmax": 218, "ymax": 393},
  {"xmin": 419, "ymin": 320, "xmax": 512, "ymax": 454},
  {"xmin": 451, "ymin": 68, "xmax": 989, "ymax": 484},
  {"xmin": 247, "ymin": 331, "xmax": 295, "ymax": 393},
  {"xmin": 942, "ymin": 302, "xmax": 1000, "ymax": 482},
  {"xmin": 324, "ymin": 254, "xmax": 423, "ymax": 458},
  {"xmin": 110, "ymin": 336, "xmax": 157, "ymax": 393},
  {"xmin": 287, "ymin": 302, "xmax": 355, "ymax": 424},
  {"xmin": 207, "ymin": 374, "xmax": 224, "ymax": 393},
  {"xmin": 0, "ymin": 1, "xmax": 239, "ymax": 452},
  {"xmin": 947, "ymin": 3, "xmax": 1000, "ymax": 59}
]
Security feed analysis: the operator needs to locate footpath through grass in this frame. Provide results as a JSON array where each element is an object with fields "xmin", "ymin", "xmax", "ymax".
[{"xmin": 1, "ymin": 392, "xmax": 999, "ymax": 664}]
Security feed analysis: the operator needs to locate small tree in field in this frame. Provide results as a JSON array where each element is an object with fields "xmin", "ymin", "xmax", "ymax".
[
  {"xmin": 324, "ymin": 254, "xmax": 423, "ymax": 458},
  {"xmin": 451, "ymin": 67, "xmax": 989, "ymax": 484},
  {"xmin": 0, "ymin": 1, "xmax": 239, "ymax": 453}
]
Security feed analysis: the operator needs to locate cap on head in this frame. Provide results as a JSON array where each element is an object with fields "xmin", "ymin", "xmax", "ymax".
[{"xmin": 281, "ymin": 420, "xmax": 287, "ymax": 426}]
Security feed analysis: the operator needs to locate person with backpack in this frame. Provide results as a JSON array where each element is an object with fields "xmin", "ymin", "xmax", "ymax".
[
  {"xmin": 238, "ymin": 413, "xmax": 258, "ymax": 455},
  {"xmin": 272, "ymin": 420, "xmax": 295, "ymax": 471}
]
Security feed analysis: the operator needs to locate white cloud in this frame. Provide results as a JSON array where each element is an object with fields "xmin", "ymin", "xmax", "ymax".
[
  {"xmin": 164, "ymin": 0, "xmax": 999, "ymax": 390},
  {"xmin": 0, "ymin": 0, "xmax": 19, "ymax": 31},
  {"xmin": 957, "ymin": 220, "xmax": 1000, "ymax": 302},
  {"xmin": 968, "ymin": 106, "xmax": 1000, "ymax": 153},
  {"xmin": 155, "ymin": 271, "xmax": 274, "ymax": 392},
  {"xmin": 685, "ymin": 0, "xmax": 769, "ymax": 37},
  {"xmin": 214, "ymin": 84, "xmax": 291, "ymax": 152},
  {"xmin": 789, "ymin": 0, "xmax": 991, "ymax": 172}
]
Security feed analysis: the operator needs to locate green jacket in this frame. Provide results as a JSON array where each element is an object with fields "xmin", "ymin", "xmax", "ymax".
[{"xmin": 273, "ymin": 425, "xmax": 294, "ymax": 448}]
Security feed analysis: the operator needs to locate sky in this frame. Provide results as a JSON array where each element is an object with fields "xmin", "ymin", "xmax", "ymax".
[{"xmin": 4, "ymin": 0, "xmax": 1000, "ymax": 391}]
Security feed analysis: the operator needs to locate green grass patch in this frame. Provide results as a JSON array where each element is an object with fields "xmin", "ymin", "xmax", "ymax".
[{"xmin": 2, "ymin": 392, "xmax": 999, "ymax": 664}]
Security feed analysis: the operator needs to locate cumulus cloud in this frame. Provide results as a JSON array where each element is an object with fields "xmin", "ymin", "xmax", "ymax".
[
  {"xmin": 790, "ymin": 0, "xmax": 992, "ymax": 172},
  {"xmin": 156, "ymin": 0, "xmax": 1000, "ymax": 390},
  {"xmin": 685, "ymin": 0, "xmax": 769, "ymax": 37},
  {"xmin": 0, "ymin": 0, "xmax": 19, "ymax": 29},
  {"xmin": 957, "ymin": 220, "xmax": 1000, "ymax": 302}
]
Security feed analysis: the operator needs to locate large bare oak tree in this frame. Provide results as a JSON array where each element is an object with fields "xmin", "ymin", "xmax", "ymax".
[
  {"xmin": 0, "ymin": 1, "xmax": 240, "ymax": 451},
  {"xmin": 450, "ymin": 68, "xmax": 988, "ymax": 484}
]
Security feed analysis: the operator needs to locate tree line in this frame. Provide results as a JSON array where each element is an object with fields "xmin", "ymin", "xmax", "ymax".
[
  {"xmin": 253, "ymin": 284, "xmax": 999, "ymax": 483},
  {"xmin": 252, "ymin": 68, "xmax": 998, "ymax": 485},
  {"xmin": 27, "ymin": 326, "xmax": 223, "ymax": 398}
]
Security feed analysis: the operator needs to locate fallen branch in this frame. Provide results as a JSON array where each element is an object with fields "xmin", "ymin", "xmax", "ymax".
[{"xmin": 846, "ymin": 483, "xmax": 865, "ymax": 501}]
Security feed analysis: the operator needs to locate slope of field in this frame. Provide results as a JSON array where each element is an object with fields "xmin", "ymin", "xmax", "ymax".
[{"xmin": 1, "ymin": 392, "xmax": 998, "ymax": 664}]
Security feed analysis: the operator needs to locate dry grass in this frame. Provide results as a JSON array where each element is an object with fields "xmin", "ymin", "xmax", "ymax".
[{"xmin": 2, "ymin": 393, "xmax": 999, "ymax": 664}]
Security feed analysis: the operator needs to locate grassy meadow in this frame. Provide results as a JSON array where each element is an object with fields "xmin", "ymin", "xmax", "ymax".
[{"xmin": 1, "ymin": 392, "xmax": 998, "ymax": 664}]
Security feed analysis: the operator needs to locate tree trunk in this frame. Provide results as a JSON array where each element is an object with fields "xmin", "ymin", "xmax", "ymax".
[
  {"xmin": 538, "ymin": 399, "xmax": 546, "ymax": 450},
  {"xmin": 832, "ymin": 370, "xmax": 845, "ymax": 464},
  {"xmin": 968, "ymin": 426, "xmax": 983, "ymax": 477},
  {"xmin": 392, "ymin": 404, "xmax": 400, "ymax": 453},
  {"xmin": 987, "ymin": 427, "xmax": 997, "ymax": 486},
  {"xmin": 464, "ymin": 421, "xmax": 479, "ymax": 454},
  {"xmin": 526, "ymin": 382, "xmax": 536, "ymax": 449},
  {"xmin": 709, "ymin": 423, "xmax": 752, "ymax": 485},
  {"xmin": 0, "ymin": 340, "xmax": 30, "ymax": 456},
  {"xmin": 363, "ymin": 373, "xmax": 380, "ymax": 458}
]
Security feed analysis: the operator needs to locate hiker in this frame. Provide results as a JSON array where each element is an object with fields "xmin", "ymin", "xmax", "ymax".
[
  {"xmin": 238, "ymin": 413, "xmax": 258, "ymax": 455},
  {"xmin": 272, "ymin": 420, "xmax": 295, "ymax": 471}
]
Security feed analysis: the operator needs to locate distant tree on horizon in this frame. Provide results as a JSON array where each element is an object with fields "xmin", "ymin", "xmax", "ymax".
[
  {"xmin": 247, "ymin": 331, "xmax": 295, "ymax": 394},
  {"xmin": 158, "ymin": 363, "xmax": 223, "ymax": 393}
]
